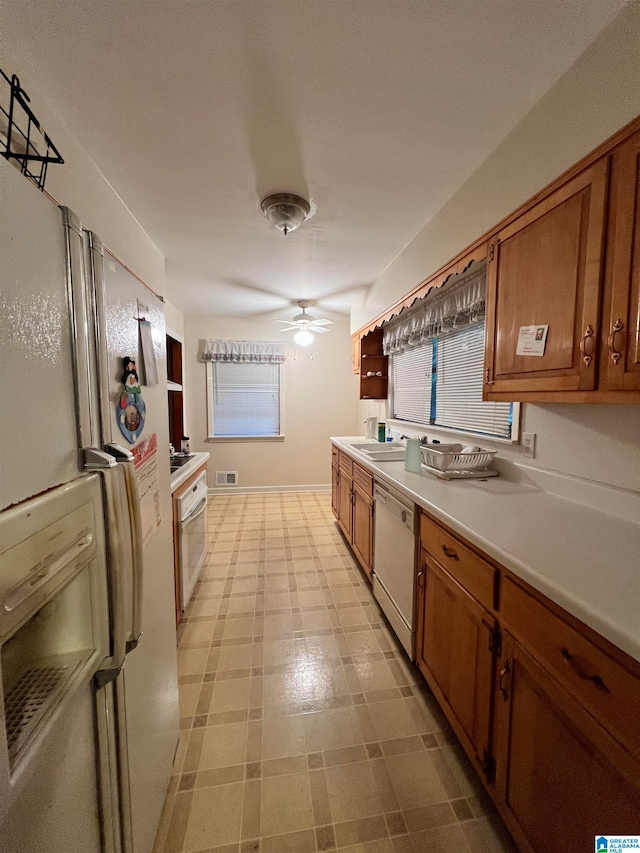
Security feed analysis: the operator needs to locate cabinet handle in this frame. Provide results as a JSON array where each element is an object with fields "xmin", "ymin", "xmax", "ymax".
[
  {"xmin": 484, "ymin": 367, "xmax": 494, "ymax": 386},
  {"xmin": 580, "ymin": 325, "xmax": 595, "ymax": 367},
  {"xmin": 442, "ymin": 545, "xmax": 459, "ymax": 561},
  {"xmin": 417, "ymin": 566, "xmax": 425, "ymax": 590},
  {"xmin": 498, "ymin": 660, "xmax": 511, "ymax": 701},
  {"xmin": 607, "ymin": 318, "xmax": 623, "ymax": 365},
  {"xmin": 560, "ymin": 647, "xmax": 610, "ymax": 693}
]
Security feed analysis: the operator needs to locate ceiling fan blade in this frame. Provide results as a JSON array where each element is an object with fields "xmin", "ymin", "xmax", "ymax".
[
  {"xmin": 309, "ymin": 325, "xmax": 330, "ymax": 333},
  {"xmin": 311, "ymin": 317, "xmax": 333, "ymax": 326},
  {"xmin": 274, "ymin": 318, "xmax": 295, "ymax": 324}
]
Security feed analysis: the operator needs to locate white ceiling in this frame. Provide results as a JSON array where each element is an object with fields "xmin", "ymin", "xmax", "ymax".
[{"xmin": 1, "ymin": 0, "xmax": 628, "ymax": 318}]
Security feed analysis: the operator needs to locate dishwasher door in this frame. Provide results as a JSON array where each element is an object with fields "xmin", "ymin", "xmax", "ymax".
[{"xmin": 372, "ymin": 481, "xmax": 417, "ymax": 658}]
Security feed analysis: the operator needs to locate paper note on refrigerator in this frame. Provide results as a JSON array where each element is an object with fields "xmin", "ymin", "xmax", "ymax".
[{"xmin": 133, "ymin": 433, "xmax": 162, "ymax": 543}]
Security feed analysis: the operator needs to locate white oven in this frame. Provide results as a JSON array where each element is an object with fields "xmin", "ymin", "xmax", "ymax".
[{"xmin": 177, "ymin": 472, "xmax": 208, "ymax": 611}]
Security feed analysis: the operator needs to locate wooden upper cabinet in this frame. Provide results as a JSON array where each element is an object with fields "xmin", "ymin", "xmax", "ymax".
[
  {"xmin": 352, "ymin": 334, "xmax": 361, "ymax": 375},
  {"xmin": 484, "ymin": 159, "xmax": 608, "ymax": 395},
  {"xmin": 601, "ymin": 129, "xmax": 640, "ymax": 391}
]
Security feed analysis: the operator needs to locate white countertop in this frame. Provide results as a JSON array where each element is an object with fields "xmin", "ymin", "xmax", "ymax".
[
  {"xmin": 332, "ymin": 437, "xmax": 640, "ymax": 662},
  {"xmin": 170, "ymin": 452, "xmax": 210, "ymax": 493}
]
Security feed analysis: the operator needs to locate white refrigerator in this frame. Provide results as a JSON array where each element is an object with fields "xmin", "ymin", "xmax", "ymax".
[{"xmin": 0, "ymin": 157, "xmax": 179, "ymax": 853}]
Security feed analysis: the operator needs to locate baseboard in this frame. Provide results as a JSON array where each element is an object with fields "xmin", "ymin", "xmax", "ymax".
[{"xmin": 208, "ymin": 484, "xmax": 331, "ymax": 496}]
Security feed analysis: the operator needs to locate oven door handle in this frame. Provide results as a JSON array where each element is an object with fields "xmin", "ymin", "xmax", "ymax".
[{"xmin": 182, "ymin": 496, "xmax": 208, "ymax": 528}]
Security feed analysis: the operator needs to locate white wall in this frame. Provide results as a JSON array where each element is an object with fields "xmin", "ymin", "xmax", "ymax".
[
  {"xmin": 2, "ymin": 47, "xmax": 165, "ymax": 293},
  {"xmin": 185, "ymin": 314, "xmax": 360, "ymax": 488},
  {"xmin": 357, "ymin": 2, "xmax": 640, "ymax": 494},
  {"xmin": 354, "ymin": 2, "xmax": 640, "ymax": 330}
]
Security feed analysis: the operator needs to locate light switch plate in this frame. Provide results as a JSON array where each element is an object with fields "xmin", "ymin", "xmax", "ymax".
[{"xmin": 521, "ymin": 432, "xmax": 536, "ymax": 458}]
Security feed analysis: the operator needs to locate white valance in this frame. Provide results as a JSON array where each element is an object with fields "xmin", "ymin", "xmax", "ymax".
[
  {"xmin": 383, "ymin": 264, "xmax": 486, "ymax": 355},
  {"xmin": 202, "ymin": 339, "xmax": 286, "ymax": 363}
]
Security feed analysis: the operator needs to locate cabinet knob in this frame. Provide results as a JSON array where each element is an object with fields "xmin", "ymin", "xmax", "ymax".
[
  {"xmin": 442, "ymin": 545, "xmax": 459, "ymax": 561},
  {"xmin": 607, "ymin": 318, "xmax": 623, "ymax": 365}
]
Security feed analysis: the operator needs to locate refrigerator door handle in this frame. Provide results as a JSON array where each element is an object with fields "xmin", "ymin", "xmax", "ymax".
[
  {"xmin": 105, "ymin": 443, "xmax": 144, "ymax": 653},
  {"xmin": 94, "ymin": 462, "xmax": 131, "ymax": 682},
  {"xmin": 85, "ymin": 231, "xmax": 113, "ymax": 448}
]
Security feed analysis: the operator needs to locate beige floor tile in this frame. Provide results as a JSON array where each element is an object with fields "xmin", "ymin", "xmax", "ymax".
[
  {"xmin": 409, "ymin": 823, "xmax": 473, "ymax": 853},
  {"xmin": 263, "ymin": 637, "xmax": 308, "ymax": 667},
  {"xmin": 260, "ymin": 771, "xmax": 314, "ymax": 835},
  {"xmin": 183, "ymin": 782, "xmax": 244, "ymax": 851},
  {"xmin": 261, "ymin": 714, "xmax": 307, "ymax": 759},
  {"xmin": 178, "ymin": 682, "xmax": 201, "ymax": 718},
  {"xmin": 353, "ymin": 659, "xmax": 398, "ymax": 692},
  {"xmin": 179, "ymin": 621, "xmax": 216, "ymax": 644},
  {"xmin": 301, "ymin": 609, "xmax": 334, "ymax": 631},
  {"xmin": 209, "ymin": 678, "xmax": 252, "ymax": 713},
  {"xmin": 177, "ymin": 647, "xmax": 209, "ymax": 677},
  {"xmin": 325, "ymin": 761, "xmax": 383, "ymax": 823},
  {"xmin": 368, "ymin": 699, "xmax": 419, "ymax": 742},
  {"xmin": 199, "ymin": 721, "xmax": 248, "ymax": 770},
  {"xmin": 227, "ymin": 594, "xmax": 257, "ymax": 614},
  {"xmin": 384, "ymin": 750, "xmax": 448, "ymax": 809},
  {"xmin": 263, "ymin": 591, "xmax": 292, "ymax": 610},
  {"xmin": 217, "ymin": 643, "xmax": 254, "ymax": 672},
  {"xmin": 223, "ymin": 617, "xmax": 255, "ymax": 638},
  {"xmin": 263, "ymin": 613, "xmax": 294, "ymax": 635},
  {"xmin": 330, "ymin": 586, "xmax": 361, "ymax": 605},
  {"xmin": 315, "ymin": 706, "xmax": 367, "ymax": 750},
  {"xmin": 338, "ymin": 841, "xmax": 394, "ymax": 853},
  {"xmin": 345, "ymin": 631, "xmax": 383, "ymax": 657},
  {"xmin": 298, "ymin": 588, "xmax": 329, "ymax": 608}
]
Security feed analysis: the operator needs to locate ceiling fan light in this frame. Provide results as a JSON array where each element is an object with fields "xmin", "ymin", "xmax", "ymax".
[
  {"xmin": 294, "ymin": 329, "xmax": 314, "ymax": 347},
  {"xmin": 261, "ymin": 193, "xmax": 311, "ymax": 235}
]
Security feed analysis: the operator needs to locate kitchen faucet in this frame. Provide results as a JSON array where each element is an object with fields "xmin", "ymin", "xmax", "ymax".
[{"xmin": 400, "ymin": 434, "xmax": 430, "ymax": 445}]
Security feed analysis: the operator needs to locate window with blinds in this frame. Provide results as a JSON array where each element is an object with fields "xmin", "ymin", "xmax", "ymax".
[
  {"xmin": 391, "ymin": 323, "xmax": 512, "ymax": 439},
  {"xmin": 210, "ymin": 361, "xmax": 281, "ymax": 437}
]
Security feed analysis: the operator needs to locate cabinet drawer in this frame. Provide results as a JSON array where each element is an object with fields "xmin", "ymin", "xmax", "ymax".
[
  {"xmin": 420, "ymin": 513, "xmax": 497, "ymax": 611},
  {"xmin": 501, "ymin": 575, "xmax": 640, "ymax": 757},
  {"xmin": 339, "ymin": 451, "xmax": 353, "ymax": 475},
  {"xmin": 353, "ymin": 463, "xmax": 373, "ymax": 496}
]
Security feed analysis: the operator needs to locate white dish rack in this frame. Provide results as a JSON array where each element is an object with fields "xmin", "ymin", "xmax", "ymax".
[{"xmin": 420, "ymin": 443, "xmax": 498, "ymax": 480}]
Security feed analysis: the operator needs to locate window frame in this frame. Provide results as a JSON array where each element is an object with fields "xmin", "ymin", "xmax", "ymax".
[
  {"xmin": 389, "ymin": 324, "xmax": 520, "ymax": 444},
  {"xmin": 205, "ymin": 361, "xmax": 286, "ymax": 442}
]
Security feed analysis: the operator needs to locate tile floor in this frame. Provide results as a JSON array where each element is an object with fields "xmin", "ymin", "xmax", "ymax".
[{"xmin": 153, "ymin": 492, "xmax": 518, "ymax": 853}]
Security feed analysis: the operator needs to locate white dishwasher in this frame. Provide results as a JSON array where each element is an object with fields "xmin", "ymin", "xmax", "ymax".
[
  {"xmin": 373, "ymin": 480, "xmax": 418, "ymax": 658},
  {"xmin": 178, "ymin": 471, "xmax": 208, "ymax": 611}
]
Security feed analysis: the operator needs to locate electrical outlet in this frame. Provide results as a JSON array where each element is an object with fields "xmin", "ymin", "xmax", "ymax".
[{"xmin": 521, "ymin": 432, "xmax": 536, "ymax": 458}]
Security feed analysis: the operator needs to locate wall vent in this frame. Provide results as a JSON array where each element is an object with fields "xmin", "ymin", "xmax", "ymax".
[{"xmin": 215, "ymin": 471, "xmax": 238, "ymax": 486}]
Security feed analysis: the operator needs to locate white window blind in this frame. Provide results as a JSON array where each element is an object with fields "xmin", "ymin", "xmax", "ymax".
[
  {"xmin": 211, "ymin": 361, "xmax": 281, "ymax": 437},
  {"xmin": 392, "ymin": 346, "xmax": 433, "ymax": 426},
  {"xmin": 435, "ymin": 325, "xmax": 511, "ymax": 438}
]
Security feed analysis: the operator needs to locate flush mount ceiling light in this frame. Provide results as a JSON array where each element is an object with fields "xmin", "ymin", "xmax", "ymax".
[
  {"xmin": 274, "ymin": 300, "xmax": 333, "ymax": 347},
  {"xmin": 260, "ymin": 193, "xmax": 311, "ymax": 236}
]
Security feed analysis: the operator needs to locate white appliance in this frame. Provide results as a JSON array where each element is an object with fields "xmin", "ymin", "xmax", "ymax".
[
  {"xmin": 0, "ymin": 159, "xmax": 179, "ymax": 853},
  {"xmin": 178, "ymin": 471, "xmax": 208, "ymax": 610},
  {"xmin": 372, "ymin": 480, "xmax": 417, "ymax": 657}
]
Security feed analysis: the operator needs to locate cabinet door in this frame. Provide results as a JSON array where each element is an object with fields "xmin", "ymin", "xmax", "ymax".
[
  {"xmin": 352, "ymin": 334, "xmax": 361, "ymax": 375},
  {"xmin": 417, "ymin": 552, "xmax": 494, "ymax": 771},
  {"xmin": 352, "ymin": 484, "xmax": 373, "ymax": 578},
  {"xmin": 493, "ymin": 633, "xmax": 640, "ymax": 853},
  {"xmin": 601, "ymin": 130, "xmax": 640, "ymax": 391},
  {"xmin": 331, "ymin": 462, "xmax": 340, "ymax": 519},
  {"xmin": 484, "ymin": 159, "xmax": 608, "ymax": 395},
  {"xmin": 338, "ymin": 470, "xmax": 353, "ymax": 540}
]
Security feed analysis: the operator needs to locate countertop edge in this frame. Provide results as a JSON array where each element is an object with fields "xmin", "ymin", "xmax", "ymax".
[
  {"xmin": 331, "ymin": 437, "xmax": 640, "ymax": 663},
  {"xmin": 170, "ymin": 452, "xmax": 210, "ymax": 493}
]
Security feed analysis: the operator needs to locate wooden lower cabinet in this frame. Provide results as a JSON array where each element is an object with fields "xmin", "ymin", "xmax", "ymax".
[
  {"xmin": 331, "ymin": 461, "xmax": 339, "ymax": 517},
  {"xmin": 337, "ymin": 467, "xmax": 353, "ymax": 540},
  {"xmin": 351, "ymin": 482, "xmax": 373, "ymax": 580},
  {"xmin": 417, "ymin": 550, "xmax": 495, "ymax": 776},
  {"xmin": 417, "ymin": 509, "xmax": 640, "ymax": 853},
  {"xmin": 493, "ymin": 633, "xmax": 640, "ymax": 853},
  {"xmin": 331, "ymin": 446, "xmax": 373, "ymax": 578}
]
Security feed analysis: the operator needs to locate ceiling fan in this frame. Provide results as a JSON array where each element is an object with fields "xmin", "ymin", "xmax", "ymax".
[{"xmin": 274, "ymin": 301, "xmax": 333, "ymax": 346}]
